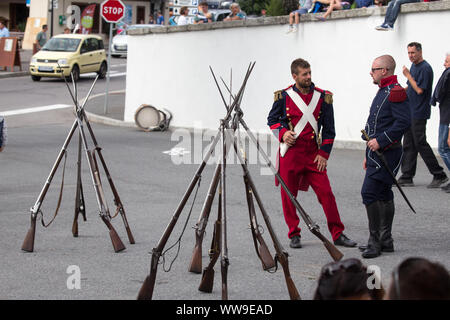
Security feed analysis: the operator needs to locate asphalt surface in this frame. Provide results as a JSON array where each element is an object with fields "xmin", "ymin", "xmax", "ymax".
[{"xmin": 1, "ymin": 110, "xmax": 449, "ymax": 300}]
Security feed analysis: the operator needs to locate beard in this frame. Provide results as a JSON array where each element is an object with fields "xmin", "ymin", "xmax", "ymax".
[{"xmin": 298, "ymin": 79, "xmax": 311, "ymax": 88}]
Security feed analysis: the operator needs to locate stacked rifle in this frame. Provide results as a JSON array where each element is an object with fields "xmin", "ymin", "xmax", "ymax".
[
  {"xmin": 137, "ymin": 63, "xmax": 344, "ymax": 300},
  {"xmin": 21, "ymin": 72, "xmax": 135, "ymax": 253}
]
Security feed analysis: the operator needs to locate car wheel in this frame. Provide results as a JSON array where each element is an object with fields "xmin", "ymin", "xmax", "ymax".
[
  {"xmin": 31, "ymin": 75, "xmax": 41, "ymax": 81},
  {"xmin": 98, "ymin": 61, "xmax": 107, "ymax": 79},
  {"xmin": 67, "ymin": 64, "xmax": 80, "ymax": 82}
]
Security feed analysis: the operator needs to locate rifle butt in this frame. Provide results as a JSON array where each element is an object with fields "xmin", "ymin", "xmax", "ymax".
[
  {"xmin": 278, "ymin": 253, "xmax": 301, "ymax": 300},
  {"xmin": 198, "ymin": 268, "xmax": 214, "ymax": 293},
  {"xmin": 323, "ymin": 239, "xmax": 344, "ymax": 262},
  {"xmin": 109, "ymin": 228, "xmax": 126, "ymax": 253},
  {"xmin": 221, "ymin": 263, "xmax": 228, "ymax": 300},
  {"xmin": 258, "ymin": 244, "xmax": 276, "ymax": 270},
  {"xmin": 285, "ymin": 277, "xmax": 301, "ymax": 300},
  {"xmin": 188, "ymin": 244, "xmax": 202, "ymax": 274},
  {"xmin": 125, "ymin": 226, "xmax": 135, "ymax": 245},
  {"xmin": 72, "ymin": 220, "xmax": 79, "ymax": 238},
  {"xmin": 137, "ymin": 275, "xmax": 154, "ymax": 300},
  {"xmin": 21, "ymin": 217, "xmax": 37, "ymax": 252},
  {"xmin": 311, "ymin": 228, "xmax": 344, "ymax": 261}
]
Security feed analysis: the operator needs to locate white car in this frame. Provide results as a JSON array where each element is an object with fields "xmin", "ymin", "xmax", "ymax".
[{"xmin": 110, "ymin": 24, "xmax": 164, "ymax": 58}]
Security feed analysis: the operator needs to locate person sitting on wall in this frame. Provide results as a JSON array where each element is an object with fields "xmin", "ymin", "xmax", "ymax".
[
  {"xmin": 224, "ymin": 3, "xmax": 246, "ymax": 21},
  {"xmin": 286, "ymin": 0, "xmax": 313, "ymax": 33},
  {"xmin": 375, "ymin": 0, "xmax": 421, "ymax": 31},
  {"xmin": 177, "ymin": 7, "xmax": 190, "ymax": 26},
  {"xmin": 156, "ymin": 11, "xmax": 165, "ymax": 25},
  {"xmin": 194, "ymin": 2, "xmax": 213, "ymax": 24},
  {"xmin": 168, "ymin": 8, "xmax": 177, "ymax": 26},
  {"xmin": 312, "ymin": 0, "xmax": 343, "ymax": 21}
]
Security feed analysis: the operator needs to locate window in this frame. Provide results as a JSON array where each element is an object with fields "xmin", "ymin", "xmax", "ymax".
[
  {"xmin": 80, "ymin": 40, "xmax": 90, "ymax": 54},
  {"xmin": 88, "ymin": 38, "xmax": 99, "ymax": 51}
]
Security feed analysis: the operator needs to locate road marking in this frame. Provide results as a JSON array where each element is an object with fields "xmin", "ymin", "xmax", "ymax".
[
  {"xmin": 111, "ymin": 63, "xmax": 127, "ymax": 68},
  {"xmin": 0, "ymin": 104, "xmax": 72, "ymax": 116},
  {"xmin": 163, "ymin": 147, "xmax": 191, "ymax": 156},
  {"xmin": 81, "ymin": 71, "xmax": 126, "ymax": 78}
]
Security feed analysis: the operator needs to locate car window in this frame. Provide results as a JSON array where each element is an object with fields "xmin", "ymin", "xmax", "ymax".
[
  {"xmin": 41, "ymin": 38, "xmax": 81, "ymax": 52},
  {"xmin": 88, "ymin": 38, "xmax": 99, "ymax": 51},
  {"xmin": 80, "ymin": 40, "xmax": 90, "ymax": 54}
]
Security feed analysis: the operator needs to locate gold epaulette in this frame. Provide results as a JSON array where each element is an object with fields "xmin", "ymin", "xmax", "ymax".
[
  {"xmin": 274, "ymin": 90, "xmax": 283, "ymax": 102},
  {"xmin": 324, "ymin": 92, "xmax": 333, "ymax": 104}
]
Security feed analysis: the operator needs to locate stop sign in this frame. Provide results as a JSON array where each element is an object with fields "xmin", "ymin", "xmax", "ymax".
[{"xmin": 101, "ymin": 0, "xmax": 126, "ymax": 23}]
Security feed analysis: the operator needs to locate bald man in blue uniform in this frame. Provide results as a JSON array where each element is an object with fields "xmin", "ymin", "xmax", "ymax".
[{"xmin": 360, "ymin": 55, "xmax": 411, "ymax": 258}]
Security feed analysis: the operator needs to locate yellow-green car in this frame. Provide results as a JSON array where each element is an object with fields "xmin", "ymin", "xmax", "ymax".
[{"xmin": 29, "ymin": 34, "xmax": 107, "ymax": 82}]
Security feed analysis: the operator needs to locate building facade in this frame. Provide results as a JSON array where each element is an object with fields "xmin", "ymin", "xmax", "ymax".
[{"xmin": 1, "ymin": 0, "xmax": 164, "ymax": 49}]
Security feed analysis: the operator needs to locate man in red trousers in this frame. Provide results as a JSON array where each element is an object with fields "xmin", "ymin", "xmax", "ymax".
[{"xmin": 267, "ymin": 58, "xmax": 356, "ymax": 249}]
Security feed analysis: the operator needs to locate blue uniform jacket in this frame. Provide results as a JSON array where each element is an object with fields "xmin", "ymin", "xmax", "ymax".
[{"xmin": 363, "ymin": 75, "xmax": 411, "ymax": 183}]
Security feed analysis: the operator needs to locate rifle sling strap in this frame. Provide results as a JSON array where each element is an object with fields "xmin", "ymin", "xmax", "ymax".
[{"xmin": 41, "ymin": 150, "xmax": 68, "ymax": 228}]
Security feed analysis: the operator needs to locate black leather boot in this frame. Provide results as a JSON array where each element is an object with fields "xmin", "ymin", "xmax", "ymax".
[
  {"xmin": 361, "ymin": 201, "xmax": 382, "ymax": 259},
  {"xmin": 380, "ymin": 200, "xmax": 395, "ymax": 252}
]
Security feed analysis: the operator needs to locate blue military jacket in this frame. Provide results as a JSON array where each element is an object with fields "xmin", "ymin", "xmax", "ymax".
[{"xmin": 364, "ymin": 75, "xmax": 411, "ymax": 182}]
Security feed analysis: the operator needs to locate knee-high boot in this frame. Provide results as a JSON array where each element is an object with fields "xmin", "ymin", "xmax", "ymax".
[
  {"xmin": 380, "ymin": 200, "xmax": 395, "ymax": 252},
  {"xmin": 362, "ymin": 201, "xmax": 382, "ymax": 259}
]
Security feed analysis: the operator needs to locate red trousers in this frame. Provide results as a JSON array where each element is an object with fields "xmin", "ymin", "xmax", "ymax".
[{"xmin": 278, "ymin": 138, "xmax": 345, "ymax": 241}]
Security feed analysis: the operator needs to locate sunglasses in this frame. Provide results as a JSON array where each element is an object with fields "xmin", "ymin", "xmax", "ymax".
[{"xmin": 371, "ymin": 67, "xmax": 390, "ymax": 73}]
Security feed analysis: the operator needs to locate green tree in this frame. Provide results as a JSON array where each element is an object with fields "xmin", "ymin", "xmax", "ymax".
[
  {"xmin": 265, "ymin": 0, "xmax": 285, "ymax": 16},
  {"xmin": 239, "ymin": 0, "xmax": 270, "ymax": 16},
  {"xmin": 282, "ymin": 0, "xmax": 299, "ymax": 14}
]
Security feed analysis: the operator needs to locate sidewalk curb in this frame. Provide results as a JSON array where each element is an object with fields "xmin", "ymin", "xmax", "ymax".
[
  {"xmin": 84, "ymin": 110, "xmax": 136, "ymax": 128},
  {"xmin": 0, "ymin": 71, "xmax": 30, "ymax": 79},
  {"xmin": 77, "ymin": 89, "xmax": 137, "ymax": 128}
]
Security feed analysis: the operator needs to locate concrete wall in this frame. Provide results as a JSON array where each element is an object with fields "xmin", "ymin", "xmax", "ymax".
[{"xmin": 125, "ymin": 1, "xmax": 450, "ymax": 148}]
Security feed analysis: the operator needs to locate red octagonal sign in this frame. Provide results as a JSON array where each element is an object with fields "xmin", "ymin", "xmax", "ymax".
[{"xmin": 101, "ymin": 0, "xmax": 126, "ymax": 23}]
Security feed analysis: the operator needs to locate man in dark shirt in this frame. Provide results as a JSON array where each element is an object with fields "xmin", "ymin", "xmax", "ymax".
[
  {"xmin": 398, "ymin": 42, "xmax": 448, "ymax": 188},
  {"xmin": 431, "ymin": 53, "xmax": 450, "ymax": 192}
]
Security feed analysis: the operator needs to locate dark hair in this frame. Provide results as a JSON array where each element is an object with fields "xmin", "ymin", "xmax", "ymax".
[
  {"xmin": 180, "ymin": 6, "xmax": 189, "ymax": 15},
  {"xmin": 200, "ymin": 1, "xmax": 208, "ymax": 6},
  {"xmin": 314, "ymin": 258, "xmax": 384, "ymax": 300},
  {"xmin": 388, "ymin": 257, "xmax": 450, "ymax": 300},
  {"xmin": 42, "ymin": 24, "xmax": 48, "ymax": 29},
  {"xmin": 291, "ymin": 58, "xmax": 310, "ymax": 75},
  {"xmin": 408, "ymin": 42, "xmax": 422, "ymax": 51}
]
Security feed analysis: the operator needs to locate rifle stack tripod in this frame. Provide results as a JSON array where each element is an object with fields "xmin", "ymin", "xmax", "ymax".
[
  {"xmin": 137, "ymin": 63, "xmax": 344, "ymax": 300},
  {"xmin": 21, "ymin": 72, "xmax": 135, "ymax": 253}
]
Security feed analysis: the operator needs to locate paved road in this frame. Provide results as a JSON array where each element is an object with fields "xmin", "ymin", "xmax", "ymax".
[
  {"xmin": 1, "ymin": 121, "xmax": 449, "ymax": 300},
  {"xmin": 0, "ymin": 56, "xmax": 127, "ymax": 127},
  {"xmin": 0, "ymin": 68, "xmax": 449, "ymax": 300}
]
